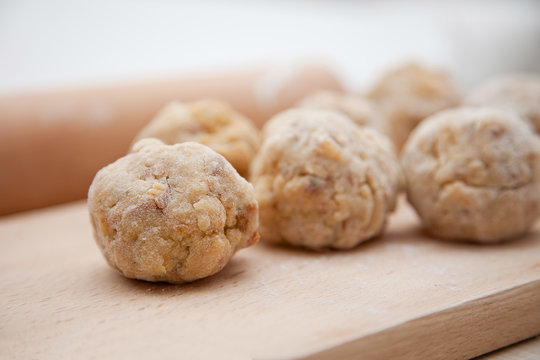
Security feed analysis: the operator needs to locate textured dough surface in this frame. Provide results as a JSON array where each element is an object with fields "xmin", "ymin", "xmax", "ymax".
[
  {"xmin": 369, "ymin": 63, "xmax": 460, "ymax": 151},
  {"xmin": 465, "ymin": 74, "xmax": 540, "ymax": 133},
  {"xmin": 402, "ymin": 107, "xmax": 540, "ymax": 242},
  {"xmin": 251, "ymin": 108, "xmax": 401, "ymax": 250},
  {"xmin": 298, "ymin": 90, "xmax": 387, "ymax": 134},
  {"xmin": 88, "ymin": 139, "xmax": 259, "ymax": 283},
  {"xmin": 133, "ymin": 100, "xmax": 260, "ymax": 177}
]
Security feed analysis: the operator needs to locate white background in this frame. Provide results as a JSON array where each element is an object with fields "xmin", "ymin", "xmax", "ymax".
[{"xmin": 1, "ymin": 0, "xmax": 539, "ymax": 94}]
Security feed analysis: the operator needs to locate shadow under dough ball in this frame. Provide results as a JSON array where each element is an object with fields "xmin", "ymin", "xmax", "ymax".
[
  {"xmin": 88, "ymin": 139, "xmax": 259, "ymax": 284},
  {"xmin": 402, "ymin": 107, "xmax": 540, "ymax": 242},
  {"xmin": 251, "ymin": 108, "xmax": 401, "ymax": 250}
]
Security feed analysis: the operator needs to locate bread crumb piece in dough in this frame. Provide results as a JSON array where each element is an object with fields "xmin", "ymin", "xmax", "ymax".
[
  {"xmin": 298, "ymin": 90, "xmax": 387, "ymax": 134},
  {"xmin": 465, "ymin": 74, "xmax": 540, "ymax": 133},
  {"xmin": 402, "ymin": 107, "xmax": 540, "ymax": 242},
  {"xmin": 368, "ymin": 63, "xmax": 460, "ymax": 151},
  {"xmin": 250, "ymin": 108, "xmax": 401, "ymax": 250},
  {"xmin": 88, "ymin": 139, "xmax": 259, "ymax": 283},
  {"xmin": 133, "ymin": 100, "xmax": 260, "ymax": 177}
]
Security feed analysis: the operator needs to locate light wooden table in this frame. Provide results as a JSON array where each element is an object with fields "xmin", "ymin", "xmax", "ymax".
[{"xmin": 1, "ymin": 198, "xmax": 539, "ymax": 359}]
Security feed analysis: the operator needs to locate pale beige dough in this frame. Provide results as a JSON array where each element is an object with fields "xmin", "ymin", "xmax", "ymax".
[
  {"xmin": 465, "ymin": 74, "xmax": 540, "ymax": 133},
  {"xmin": 88, "ymin": 139, "xmax": 259, "ymax": 283},
  {"xmin": 368, "ymin": 63, "xmax": 460, "ymax": 151},
  {"xmin": 298, "ymin": 90, "xmax": 387, "ymax": 134},
  {"xmin": 133, "ymin": 100, "xmax": 260, "ymax": 177},
  {"xmin": 251, "ymin": 108, "xmax": 401, "ymax": 250},
  {"xmin": 402, "ymin": 107, "xmax": 540, "ymax": 242}
]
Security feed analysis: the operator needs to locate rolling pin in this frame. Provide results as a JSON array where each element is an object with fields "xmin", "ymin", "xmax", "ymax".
[{"xmin": 0, "ymin": 63, "xmax": 342, "ymax": 215}]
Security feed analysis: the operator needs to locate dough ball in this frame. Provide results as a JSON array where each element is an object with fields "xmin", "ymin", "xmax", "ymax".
[
  {"xmin": 368, "ymin": 63, "xmax": 460, "ymax": 151},
  {"xmin": 133, "ymin": 100, "xmax": 260, "ymax": 177},
  {"xmin": 88, "ymin": 139, "xmax": 259, "ymax": 283},
  {"xmin": 465, "ymin": 74, "xmax": 540, "ymax": 133},
  {"xmin": 402, "ymin": 107, "xmax": 540, "ymax": 242},
  {"xmin": 251, "ymin": 108, "xmax": 401, "ymax": 250},
  {"xmin": 298, "ymin": 90, "xmax": 386, "ymax": 133}
]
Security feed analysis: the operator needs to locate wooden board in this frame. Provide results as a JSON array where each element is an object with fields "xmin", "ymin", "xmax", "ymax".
[
  {"xmin": 1, "ymin": 198, "xmax": 539, "ymax": 360},
  {"xmin": 477, "ymin": 336, "xmax": 540, "ymax": 360}
]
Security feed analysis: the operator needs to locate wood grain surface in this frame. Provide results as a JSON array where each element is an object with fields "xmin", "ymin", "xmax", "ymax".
[{"xmin": 1, "ymin": 198, "xmax": 539, "ymax": 360}]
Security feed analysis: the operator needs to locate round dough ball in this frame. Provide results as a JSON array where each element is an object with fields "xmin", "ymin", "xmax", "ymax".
[
  {"xmin": 298, "ymin": 90, "xmax": 386, "ymax": 133},
  {"xmin": 465, "ymin": 74, "xmax": 540, "ymax": 133},
  {"xmin": 402, "ymin": 107, "xmax": 540, "ymax": 242},
  {"xmin": 251, "ymin": 108, "xmax": 401, "ymax": 250},
  {"xmin": 88, "ymin": 139, "xmax": 259, "ymax": 283},
  {"xmin": 133, "ymin": 100, "xmax": 260, "ymax": 177},
  {"xmin": 368, "ymin": 63, "xmax": 460, "ymax": 151}
]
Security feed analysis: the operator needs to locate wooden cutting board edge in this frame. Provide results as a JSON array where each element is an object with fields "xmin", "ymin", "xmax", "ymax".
[{"xmin": 299, "ymin": 279, "xmax": 540, "ymax": 360}]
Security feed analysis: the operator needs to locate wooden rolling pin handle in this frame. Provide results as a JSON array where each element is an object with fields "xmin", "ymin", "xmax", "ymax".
[{"xmin": 0, "ymin": 63, "xmax": 342, "ymax": 214}]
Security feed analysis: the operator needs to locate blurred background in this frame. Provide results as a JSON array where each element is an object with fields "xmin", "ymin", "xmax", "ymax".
[
  {"xmin": 1, "ymin": 0, "xmax": 540, "ymax": 94},
  {"xmin": 1, "ymin": 0, "xmax": 540, "ymax": 214}
]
